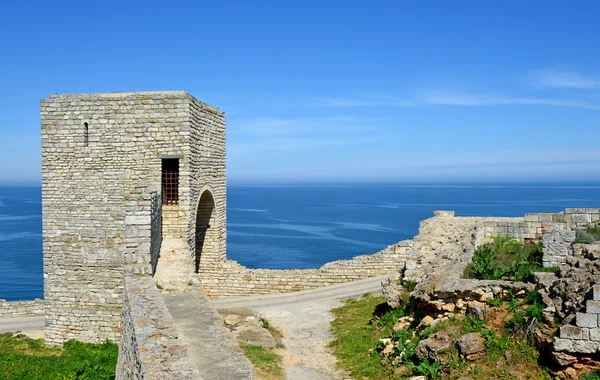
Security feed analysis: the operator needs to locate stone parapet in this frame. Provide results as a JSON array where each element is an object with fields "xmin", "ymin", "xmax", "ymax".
[
  {"xmin": 0, "ymin": 299, "xmax": 45, "ymax": 318},
  {"xmin": 198, "ymin": 241, "xmax": 410, "ymax": 298},
  {"xmin": 116, "ymin": 276, "xmax": 201, "ymax": 380}
]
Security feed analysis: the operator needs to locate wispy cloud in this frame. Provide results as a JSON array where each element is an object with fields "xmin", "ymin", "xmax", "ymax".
[
  {"xmin": 530, "ymin": 69, "xmax": 600, "ymax": 89},
  {"xmin": 231, "ymin": 116, "xmax": 386, "ymax": 135},
  {"xmin": 228, "ymin": 115, "xmax": 402, "ymax": 155},
  {"xmin": 311, "ymin": 94, "xmax": 417, "ymax": 108},
  {"xmin": 423, "ymin": 92, "xmax": 600, "ymax": 110}
]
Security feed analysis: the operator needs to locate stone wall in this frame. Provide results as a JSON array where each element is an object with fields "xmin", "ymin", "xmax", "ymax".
[
  {"xmin": 187, "ymin": 97, "xmax": 227, "ymax": 273},
  {"xmin": 0, "ymin": 299, "xmax": 45, "ymax": 318},
  {"xmin": 41, "ymin": 91, "xmax": 225, "ymax": 344},
  {"xmin": 197, "ymin": 241, "xmax": 413, "ymax": 298},
  {"xmin": 554, "ymin": 285, "xmax": 600, "ymax": 355},
  {"xmin": 116, "ymin": 276, "xmax": 201, "ymax": 380}
]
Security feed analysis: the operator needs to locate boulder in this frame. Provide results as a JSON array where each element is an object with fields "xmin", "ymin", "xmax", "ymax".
[
  {"xmin": 416, "ymin": 331, "xmax": 452, "ymax": 361},
  {"xmin": 381, "ymin": 272, "xmax": 405, "ymax": 309},
  {"xmin": 223, "ymin": 314, "xmax": 241, "ymax": 327},
  {"xmin": 467, "ymin": 301, "xmax": 486, "ymax": 320},
  {"xmin": 233, "ymin": 324, "xmax": 276, "ymax": 348},
  {"xmin": 457, "ymin": 332, "xmax": 486, "ymax": 360},
  {"xmin": 393, "ymin": 316, "xmax": 414, "ymax": 333},
  {"xmin": 552, "ymin": 351, "xmax": 578, "ymax": 367}
]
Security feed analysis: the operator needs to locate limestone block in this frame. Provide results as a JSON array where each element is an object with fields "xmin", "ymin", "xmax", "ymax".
[
  {"xmin": 588, "ymin": 300, "xmax": 600, "ymax": 314},
  {"xmin": 523, "ymin": 214, "xmax": 537, "ymax": 222},
  {"xmin": 572, "ymin": 214, "xmax": 592, "ymax": 224},
  {"xmin": 577, "ymin": 313, "xmax": 598, "ymax": 328},
  {"xmin": 560, "ymin": 325, "xmax": 582, "ymax": 340},
  {"xmin": 590, "ymin": 328, "xmax": 600, "ymax": 341},
  {"xmin": 554, "ymin": 337, "xmax": 573, "ymax": 352},
  {"xmin": 573, "ymin": 340, "xmax": 597, "ymax": 353},
  {"xmin": 592, "ymin": 285, "xmax": 600, "ymax": 301},
  {"xmin": 434, "ymin": 210, "xmax": 454, "ymax": 217}
]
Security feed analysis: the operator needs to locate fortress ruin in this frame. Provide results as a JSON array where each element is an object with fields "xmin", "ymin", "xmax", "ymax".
[{"xmin": 41, "ymin": 91, "xmax": 226, "ymax": 344}]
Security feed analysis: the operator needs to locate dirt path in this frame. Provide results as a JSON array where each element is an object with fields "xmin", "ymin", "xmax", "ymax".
[{"xmin": 211, "ymin": 274, "xmax": 388, "ymax": 380}]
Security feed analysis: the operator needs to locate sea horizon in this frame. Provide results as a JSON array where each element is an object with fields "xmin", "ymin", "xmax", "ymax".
[{"xmin": 1, "ymin": 182, "xmax": 600, "ymax": 301}]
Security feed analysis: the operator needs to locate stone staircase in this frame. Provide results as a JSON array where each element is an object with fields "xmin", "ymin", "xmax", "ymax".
[{"xmin": 162, "ymin": 292, "xmax": 255, "ymax": 380}]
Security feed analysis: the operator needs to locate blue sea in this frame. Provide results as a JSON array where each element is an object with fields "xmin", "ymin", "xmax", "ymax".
[{"xmin": 2, "ymin": 184, "xmax": 600, "ymax": 301}]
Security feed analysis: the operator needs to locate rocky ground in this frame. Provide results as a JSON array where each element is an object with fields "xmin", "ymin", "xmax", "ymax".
[{"xmin": 211, "ymin": 275, "xmax": 389, "ymax": 380}]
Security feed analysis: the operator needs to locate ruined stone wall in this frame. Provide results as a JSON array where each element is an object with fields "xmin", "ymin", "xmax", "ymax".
[
  {"xmin": 116, "ymin": 276, "xmax": 201, "ymax": 380},
  {"xmin": 0, "ymin": 299, "xmax": 45, "ymax": 318},
  {"xmin": 198, "ymin": 241, "xmax": 412, "ymax": 298},
  {"xmin": 41, "ymin": 91, "xmax": 212, "ymax": 344},
  {"xmin": 554, "ymin": 285, "xmax": 600, "ymax": 356}
]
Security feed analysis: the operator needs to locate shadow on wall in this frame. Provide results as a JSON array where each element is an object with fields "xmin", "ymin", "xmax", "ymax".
[{"xmin": 196, "ymin": 190, "xmax": 215, "ymax": 273}]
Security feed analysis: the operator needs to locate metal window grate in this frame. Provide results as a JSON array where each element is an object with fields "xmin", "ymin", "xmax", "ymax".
[{"xmin": 162, "ymin": 159, "xmax": 179, "ymax": 205}]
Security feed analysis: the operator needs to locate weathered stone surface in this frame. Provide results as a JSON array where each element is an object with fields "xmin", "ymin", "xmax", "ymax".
[
  {"xmin": 381, "ymin": 272, "xmax": 405, "ymax": 309},
  {"xmin": 116, "ymin": 276, "xmax": 202, "ymax": 379},
  {"xmin": 554, "ymin": 337, "xmax": 574, "ymax": 352},
  {"xmin": 552, "ymin": 351, "xmax": 577, "ymax": 366},
  {"xmin": 560, "ymin": 325, "xmax": 583, "ymax": 340},
  {"xmin": 573, "ymin": 340, "xmax": 597, "ymax": 353},
  {"xmin": 0, "ymin": 299, "xmax": 45, "ymax": 319},
  {"xmin": 457, "ymin": 332, "xmax": 485, "ymax": 360},
  {"xmin": 576, "ymin": 313, "xmax": 598, "ymax": 328},
  {"xmin": 542, "ymin": 227, "xmax": 576, "ymax": 267},
  {"xmin": 587, "ymin": 300, "xmax": 600, "ymax": 314},
  {"xmin": 467, "ymin": 301, "xmax": 486, "ymax": 320},
  {"xmin": 416, "ymin": 331, "xmax": 452, "ymax": 361}
]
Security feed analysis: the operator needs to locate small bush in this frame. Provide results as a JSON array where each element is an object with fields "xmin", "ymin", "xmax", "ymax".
[
  {"xmin": 408, "ymin": 359, "xmax": 442, "ymax": 379},
  {"xmin": 404, "ymin": 279, "xmax": 418, "ymax": 292},
  {"xmin": 465, "ymin": 237, "xmax": 543, "ymax": 283},
  {"xmin": 576, "ymin": 230, "xmax": 598, "ymax": 244}
]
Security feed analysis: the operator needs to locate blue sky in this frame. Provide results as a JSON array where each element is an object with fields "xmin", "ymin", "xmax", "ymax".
[{"xmin": 1, "ymin": 1, "xmax": 600, "ymax": 185}]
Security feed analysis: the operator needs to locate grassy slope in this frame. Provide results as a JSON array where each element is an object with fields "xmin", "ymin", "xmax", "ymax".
[
  {"xmin": 329, "ymin": 295, "xmax": 555, "ymax": 379},
  {"xmin": 0, "ymin": 333, "xmax": 118, "ymax": 380}
]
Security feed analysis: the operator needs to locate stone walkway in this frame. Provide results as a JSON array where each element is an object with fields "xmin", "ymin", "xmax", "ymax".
[
  {"xmin": 212, "ymin": 274, "xmax": 388, "ymax": 380},
  {"xmin": 162, "ymin": 292, "xmax": 255, "ymax": 380}
]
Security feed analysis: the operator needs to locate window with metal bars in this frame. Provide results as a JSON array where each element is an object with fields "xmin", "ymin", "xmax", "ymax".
[{"xmin": 161, "ymin": 159, "xmax": 179, "ymax": 205}]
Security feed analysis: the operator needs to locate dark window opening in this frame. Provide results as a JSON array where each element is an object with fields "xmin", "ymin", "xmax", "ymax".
[
  {"xmin": 84, "ymin": 122, "xmax": 89, "ymax": 146},
  {"xmin": 162, "ymin": 159, "xmax": 179, "ymax": 205}
]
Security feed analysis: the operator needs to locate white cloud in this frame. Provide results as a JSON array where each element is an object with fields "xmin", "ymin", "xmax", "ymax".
[
  {"xmin": 423, "ymin": 92, "xmax": 600, "ymax": 110},
  {"xmin": 530, "ymin": 69, "xmax": 600, "ymax": 89}
]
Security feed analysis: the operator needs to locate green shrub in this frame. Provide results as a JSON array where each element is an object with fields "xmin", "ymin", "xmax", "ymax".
[
  {"xmin": 465, "ymin": 237, "xmax": 543, "ymax": 283},
  {"xmin": 507, "ymin": 299, "xmax": 521, "ymax": 312},
  {"xmin": 461, "ymin": 316, "xmax": 487, "ymax": 333},
  {"xmin": 576, "ymin": 230, "xmax": 597, "ymax": 244},
  {"xmin": 404, "ymin": 279, "xmax": 418, "ymax": 292},
  {"xmin": 408, "ymin": 359, "xmax": 442, "ymax": 379}
]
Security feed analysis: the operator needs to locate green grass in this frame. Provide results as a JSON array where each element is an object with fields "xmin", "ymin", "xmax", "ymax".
[
  {"xmin": 465, "ymin": 236, "xmax": 543, "ymax": 282},
  {"xmin": 239, "ymin": 344, "xmax": 284, "ymax": 380},
  {"xmin": 259, "ymin": 317, "xmax": 284, "ymax": 347},
  {"xmin": 329, "ymin": 295, "xmax": 400, "ymax": 379},
  {"xmin": 0, "ymin": 333, "xmax": 118, "ymax": 380},
  {"xmin": 581, "ymin": 369, "xmax": 600, "ymax": 380}
]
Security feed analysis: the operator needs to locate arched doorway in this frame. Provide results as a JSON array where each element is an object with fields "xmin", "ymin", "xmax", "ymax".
[{"xmin": 195, "ymin": 190, "xmax": 215, "ymax": 273}]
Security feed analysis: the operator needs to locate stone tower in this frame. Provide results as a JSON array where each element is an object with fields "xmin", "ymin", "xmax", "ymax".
[{"xmin": 41, "ymin": 91, "xmax": 226, "ymax": 344}]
